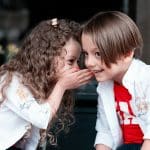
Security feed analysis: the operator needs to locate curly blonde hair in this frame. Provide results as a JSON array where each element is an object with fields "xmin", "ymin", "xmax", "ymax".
[{"xmin": 0, "ymin": 18, "xmax": 81, "ymax": 146}]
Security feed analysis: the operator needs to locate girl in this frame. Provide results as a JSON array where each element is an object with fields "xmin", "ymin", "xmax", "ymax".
[
  {"xmin": 0, "ymin": 18, "xmax": 93, "ymax": 149},
  {"xmin": 81, "ymin": 11, "xmax": 150, "ymax": 150}
]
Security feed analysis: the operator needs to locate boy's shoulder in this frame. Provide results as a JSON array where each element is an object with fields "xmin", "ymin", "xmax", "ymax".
[
  {"xmin": 123, "ymin": 59, "xmax": 150, "ymax": 86},
  {"xmin": 135, "ymin": 59, "xmax": 150, "ymax": 79},
  {"xmin": 125, "ymin": 59, "xmax": 150, "ymax": 80}
]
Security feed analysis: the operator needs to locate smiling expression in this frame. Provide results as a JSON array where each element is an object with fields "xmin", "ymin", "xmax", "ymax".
[{"xmin": 81, "ymin": 33, "xmax": 133, "ymax": 84}]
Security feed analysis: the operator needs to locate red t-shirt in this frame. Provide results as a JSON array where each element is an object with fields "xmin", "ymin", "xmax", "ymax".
[{"xmin": 114, "ymin": 82, "xmax": 143, "ymax": 144}]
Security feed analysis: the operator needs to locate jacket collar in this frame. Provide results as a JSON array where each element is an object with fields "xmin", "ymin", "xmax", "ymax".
[{"xmin": 122, "ymin": 58, "xmax": 143, "ymax": 86}]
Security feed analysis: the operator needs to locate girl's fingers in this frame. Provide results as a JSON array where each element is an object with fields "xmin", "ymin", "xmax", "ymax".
[
  {"xmin": 76, "ymin": 70, "xmax": 93, "ymax": 79},
  {"xmin": 72, "ymin": 73, "xmax": 93, "ymax": 88},
  {"xmin": 78, "ymin": 75, "xmax": 92, "ymax": 84},
  {"xmin": 60, "ymin": 67, "xmax": 81, "ymax": 75},
  {"xmin": 77, "ymin": 79, "xmax": 91, "ymax": 87}
]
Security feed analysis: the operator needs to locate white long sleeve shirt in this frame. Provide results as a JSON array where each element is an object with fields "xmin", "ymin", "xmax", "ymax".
[
  {"xmin": 95, "ymin": 59, "xmax": 150, "ymax": 149},
  {"xmin": 0, "ymin": 74, "xmax": 52, "ymax": 149}
]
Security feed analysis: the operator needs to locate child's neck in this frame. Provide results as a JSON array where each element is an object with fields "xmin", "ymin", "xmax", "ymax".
[
  {"xmin": 114, "ymin": 81, "xmax": 122, "ymax": 85},
  {"xmin": 114, "ymin": 58, "xmax": 133, "ymax": 85}
]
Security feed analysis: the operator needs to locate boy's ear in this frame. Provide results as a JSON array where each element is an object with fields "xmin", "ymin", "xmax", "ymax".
[
  {"xmin": 123, "ymin": 50, "xmax": 134, "ymax": 63},
  {"xmin": 125, "ymin": 50, "xmax": 134, "ymax": 58}
]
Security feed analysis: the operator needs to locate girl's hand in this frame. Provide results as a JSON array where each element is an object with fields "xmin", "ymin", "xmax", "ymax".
[
  {"xmin": 96, "ymin": 144, "xmax": 111, "ymax": 150},
  {"xmin": 57, "ymin": 68, "xmax": 93, "ymax": 90}
]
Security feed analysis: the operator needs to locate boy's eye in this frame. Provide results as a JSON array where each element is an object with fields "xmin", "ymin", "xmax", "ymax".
[
  {"xmin": 95, "ymin": 52, "xmax": 101, "ymax": 57},
  {"xmin": 82, "ymin": 51, "xmax": 88, "ymax": 56}
]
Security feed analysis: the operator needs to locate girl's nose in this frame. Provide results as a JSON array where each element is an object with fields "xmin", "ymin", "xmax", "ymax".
[{"xmin": 73, "ymin": 62, "xmax": 80, "ymax": 69}]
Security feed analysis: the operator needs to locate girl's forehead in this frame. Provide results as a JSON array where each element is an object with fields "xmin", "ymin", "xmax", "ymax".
[{"xmin": 62, "ymin": 39, "xmax": 81, "ymax": 55}]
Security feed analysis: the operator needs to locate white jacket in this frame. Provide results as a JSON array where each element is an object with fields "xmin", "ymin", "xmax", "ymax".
[
  {"xmin": 0, "ymin": 74, "xmax": 52, "ymax": 150},
  {"xmin": 95, "ymin": 59, "xmax": 150, "ymax": 149}
]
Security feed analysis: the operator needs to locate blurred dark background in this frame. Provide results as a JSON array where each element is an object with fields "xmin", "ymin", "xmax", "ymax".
[{"xmin": 0, "ymin": 0, "xmax": 150, "ymax": 150}]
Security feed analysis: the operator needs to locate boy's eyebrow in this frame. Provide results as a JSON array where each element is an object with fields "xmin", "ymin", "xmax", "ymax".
[{"xmin": 82, "ymin": 48, "xmax": 99, "ymax": 52}]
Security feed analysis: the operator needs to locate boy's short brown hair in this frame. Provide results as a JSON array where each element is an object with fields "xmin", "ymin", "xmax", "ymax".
[{"xmin": 82, "ymin": 11, "xmax": 143, "ymax": 67}]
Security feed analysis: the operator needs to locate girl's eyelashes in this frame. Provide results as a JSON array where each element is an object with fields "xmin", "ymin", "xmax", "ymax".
[
  {"xmin": 67, "ymin": 59, "xmax": 75, "ymax": 65},
  {"xmin": 77, "ymin": 60, "xmax": 80, "ymax": 64}
]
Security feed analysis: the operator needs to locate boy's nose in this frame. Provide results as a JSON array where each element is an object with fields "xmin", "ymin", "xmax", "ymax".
[{"xmin": 85, "ymin": 57, "xmax": 95, "ymax": 69}]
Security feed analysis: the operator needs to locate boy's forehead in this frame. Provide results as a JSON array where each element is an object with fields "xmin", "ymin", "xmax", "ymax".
[
  {"xmin": 82, "ymin": 34, "xmax": 97, "ymax": 51},
  {"xmin": 82, "ymin": 34, "xmax": 93, "ymax": 44}
]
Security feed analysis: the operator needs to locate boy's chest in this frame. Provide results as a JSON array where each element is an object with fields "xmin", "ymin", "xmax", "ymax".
[
  {"xmin": 113, "ymin": 82, "xmax": 150, "ymax": 122},
  {"xmin": 114, "ymin": 83, "xmax": 136, "ymax": 124}
]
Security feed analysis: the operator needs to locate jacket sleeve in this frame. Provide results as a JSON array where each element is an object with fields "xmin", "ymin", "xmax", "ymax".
[
  {"xmin": 5, "ymin": 75, "xmax": 52, "ymax": 129},
  {"xmin": 24, "ymin": 126, "xmax": 40, "ymax": 150},
  {"xmin": 94, "ymin": 95, "xmax": 114, "ymax": 149},
  {"xmin": 139, "ymin": 83, "xmax": 150, "ymax": 140}
]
